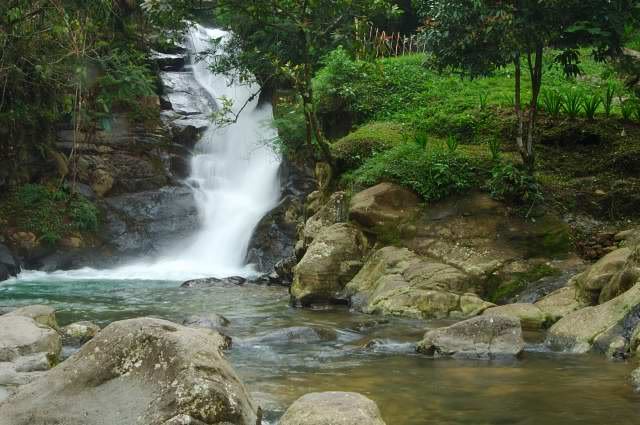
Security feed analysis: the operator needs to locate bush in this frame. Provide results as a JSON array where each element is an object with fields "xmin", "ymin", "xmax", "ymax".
[
  {"xmin": 488, "ymin": 162, "xmax": 543, "ymax": 205},
  {"xmin": 0, "ymin": 184, "xmax": 99, "ymax": 245},
  {"xmin": 331, "ymin": 122, "xmax": 406, "ymax": 171},
  {"xmin": 344, "ymin": 142, "xmax": 473, "ymax": 201}
]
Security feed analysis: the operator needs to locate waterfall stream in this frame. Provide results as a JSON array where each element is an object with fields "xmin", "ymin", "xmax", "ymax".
[{"xmin": 16, "ymin": 24, "xmax": 281, "ymax": 281}]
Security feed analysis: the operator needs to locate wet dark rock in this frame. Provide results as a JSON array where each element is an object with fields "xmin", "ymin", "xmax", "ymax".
[
  {"xmin": 274, "ymin": 256, "xmax": 297, "ymax": 284},
  {"xmin": 246, "ymin": 196, "xmax": 301, "ymax": 275},
  {"xmin": 508, "ymin": 268, "xmax": 583, "ymax": 304},
  {"xmin": 151, "ymin": 51, "xmax": 187, "ymax": 71},
  {"xmin": 182, "ymin": 313, "xmax": 230, "ymax": 330},
  {"xmin": 246, "ymin": 160, "xmax": 315, "ymax": 275},
  {"xmin": 240, "ymin": 326, "xmax": 337, "ymax": 345},
  {"xmin": 0, "ymin": 243, "xmax": 20, "ymax": 281},
  {"xmin": 181, "ymin": 276, "xmax": 246, "ymax": 288},
  {"xmin": 103, "ymin": 186, "xmax": 198, "ymax": 257}
]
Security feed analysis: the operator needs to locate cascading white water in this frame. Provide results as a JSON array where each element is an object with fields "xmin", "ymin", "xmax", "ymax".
[
  {"xmin": 16, "ymin": 25, "xmax": 281, "ymax": 281},
  {"xmin": 174, "ymin": 25, "xmax": 282, "ymax": 276}
]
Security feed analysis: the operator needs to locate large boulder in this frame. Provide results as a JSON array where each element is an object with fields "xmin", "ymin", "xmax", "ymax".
[
  {"xmin": 6, "ymin": 305, "xmax": 59, "ymax": 331},
  {"xmin": 349, "ymin": 183, "xmax": 420, "ymax": 230},
  {"xmin": 482, "ymin": 303, "xmax": 551, "ymax": 330},
  {"xmin": 599, "ymin": 245, "xmax": 640, "ymax": 303},
  {"xmin": 0, "ymin": 318, "xmax": 258, "ymax": 425},
  {"xmin": 534, "ymin": 286, "xmax": 586, "ymax": 323},
  {"xmin": 302, "ymin": 191, "xmax": 349, "ymax": 245},
  {"xmin": 279, "ymin": 392, "xmax": 386, "ymax": 425},
  {"xmin": 291, "ymin": 223, "xmax": 367, "ymax": 306},
  {"xmin": 416, "ymin": 316, "xmax": 524, "ymax": 359},
  {"xmin": 342, "ymin": 246, "xmax": 492, "ymax": 319},
  {"xmin": 546, "ymin": 282, "xmax": 640, "ymax": 354},
  {"xmin": 573, "ymin": 247, "xmax": 633, "ymax": 304},
  {"xmin": 0, "ymin": 315, "xmax": 61, "ymax": 364}
]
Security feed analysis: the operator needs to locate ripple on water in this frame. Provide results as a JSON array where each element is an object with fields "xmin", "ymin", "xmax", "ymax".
[{"xmin": 1, "ymin": 277, "xmax": 639, "ymax": 425}]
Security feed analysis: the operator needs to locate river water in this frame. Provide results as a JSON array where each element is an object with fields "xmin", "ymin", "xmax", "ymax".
[{"xmin": 1, "ymin": 275, "xmax": 638, "ymax": 424}]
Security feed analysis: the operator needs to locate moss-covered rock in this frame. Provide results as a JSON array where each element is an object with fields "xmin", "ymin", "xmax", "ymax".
[
  {"xmin": 0, "ymin": 318, "xmax": 258, "ymax": 425},
  {"xmin": 482, "ymin": 303, "xmax": 552, "ymax": 330},
  {"xmin": 291, "ymin": 223, "xmax": 367, "ymax": 306},
  {"xmin": 331, "ymin": 122, "xmax": 406, "ymax": 171},
  {"xmin": 342, "ymin": 246, "xmax": 492, "ymax": 319}
]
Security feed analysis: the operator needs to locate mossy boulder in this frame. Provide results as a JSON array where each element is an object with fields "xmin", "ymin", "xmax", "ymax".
[
  {"xmin": 573, "ymin": 246, "xmax": 639, "ymax": 305},
  {"xmin": 546, "ymin": 282, "xmax": 640, "ymax": 354},
  {"xmin": 417, "ymin": 316, "xmax": 525, "ymax": 360},
  {"xmin": 349, "ymin": 183, "xmax": 420, "ymax": 233},
  {"xmin": 331, "ymin": 122, "xmax": 406, "ymax": 171},
  {"xmin": 482, "ymin": 303, "xmax": 552, "ymax": 330},
  {"xmin": 0, "ymin": 318, "xmax": 258, "ymax": 425},
  {"xmin": 342, "ymin": 246, "xmax": 493, "ymax": 320},
  {"xmin": 534, "ymin": 286, "xmax": 586, "ymax": 323},
  {"xmin": 291, "ymin": 223, "xmax": 367, "ymax": 306}
]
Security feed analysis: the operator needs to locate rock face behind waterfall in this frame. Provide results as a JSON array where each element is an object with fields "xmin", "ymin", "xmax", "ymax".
[{"xmin": 0, "ymin": 318, "xmax": 258, "ymax": 425}]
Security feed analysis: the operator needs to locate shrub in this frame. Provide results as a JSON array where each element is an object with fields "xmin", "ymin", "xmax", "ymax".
[
  {"xmin": 343, "ymin": 142, "xmax": 473, "ymax": 201},
  {"xmin": 488, "ymin": 162, "xmax": 543, "ymax": 205},
  {"xmin": 0, "ymin": 184, "xmax": 99, "ymax": 245},
  {"xmin": 331, "ymin": 122, "xmax": 406, "ymax": 171},
  {"xmin": 271, "ymin": 101, "xmax": 310, "ymax": 160}
]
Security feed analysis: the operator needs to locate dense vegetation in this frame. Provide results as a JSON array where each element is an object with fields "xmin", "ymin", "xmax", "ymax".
[{"xmin": 1, "ymin": 0, "xmax": 640, "ymax": 244}]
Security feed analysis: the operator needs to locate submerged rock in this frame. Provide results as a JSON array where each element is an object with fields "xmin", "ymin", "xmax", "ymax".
[
  {"xmin": 240, "ymin": 326, "xmax": 337, "ymax": 346},
  {"xmin": 343, "ymin": 246, "xmax": 492, "ymax": 320},
  {"xmin": 546, "ymin": 282, "xmax": 640, "ymax": 354},
  {"xmin": 291, "ymin": 223, "xmax": 367, "ymax": 306},
  {"xmin": 279, "ymin": 391, "xmax": 386, "ymax": 425},
  {"xmin": 416, "ymin": 316, "xmax": 524, "ymax": 359},
  {"xmin": 61, "ymin": 321, "xmax": 101, "ymax": 346},
  {"xmin": 182, "ymin": 313, "xmax": 230, "ymax": 330},
  {"xmin": 0, "ymin": 318, "xmax": 258, "ymax": 425},
  {"xmin": 181, "ymin": 276, "xmax": 246, "ymax": 288}
]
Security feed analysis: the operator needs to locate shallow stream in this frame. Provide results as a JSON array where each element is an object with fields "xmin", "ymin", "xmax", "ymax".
[{"xmin": 1, "ymin": 275, "xmax": 639, "ymax": 424}]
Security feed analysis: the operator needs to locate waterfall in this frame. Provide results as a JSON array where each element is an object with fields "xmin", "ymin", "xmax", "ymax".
[
  {"xmin": 173, "ymin": 25, "xmax": 281, "ymax": 276},
  {"xmin": 16, "ymin": 25, "xmax": 281, "ymax": 282}
]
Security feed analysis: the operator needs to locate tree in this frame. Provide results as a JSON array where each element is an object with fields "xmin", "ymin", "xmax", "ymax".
[
  {"xmin": 210, "ymin": 0, "xmax": 397, "ymax": 167},
  {"xmin": 417, "ymin": 0, "xmax": 639, "ymax": 173}
]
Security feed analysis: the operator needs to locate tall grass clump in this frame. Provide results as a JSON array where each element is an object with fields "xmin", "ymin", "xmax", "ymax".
[
  {"xmin": 603, "ymin": 83, "xmax": 616, "ymax": 117},
  {"xmin": 563, "ymin": 90, "xmax": 584, "ymax": 119},
  {"xmin": 541, "ymin": 90, "xmax": 564, "ymax": 118},
  {"xmin": 583, "ymin": 94, "xmax": 602, "ymax": 121}
]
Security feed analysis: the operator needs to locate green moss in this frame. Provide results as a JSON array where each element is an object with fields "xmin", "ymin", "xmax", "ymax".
[
  {"xmin": 332, "ymin": 122, "xmax": 407, "ymax": 171},
  {"xmin": 0, "ymin": 183, "xmax": 99, "ymax": 245},
  {"xmin": 487, "ymin": 264, "xmax": 561, "ymax": 304}
]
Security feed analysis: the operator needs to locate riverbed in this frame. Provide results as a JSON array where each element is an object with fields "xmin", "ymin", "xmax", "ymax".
[{"xmin": 1, "ymin": 275, "xmax": 638, "ymax": 424}]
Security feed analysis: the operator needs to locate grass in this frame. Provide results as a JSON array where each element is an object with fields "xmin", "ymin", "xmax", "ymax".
[{"xmin": 331, "ymin": 121, "xmax": 408, "ymax": 171}]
